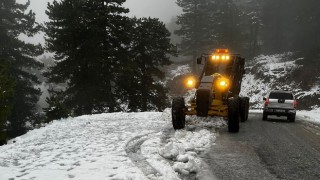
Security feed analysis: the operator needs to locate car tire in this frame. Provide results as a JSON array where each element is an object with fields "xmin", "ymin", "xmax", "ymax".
[
  {"xmin": 262, "ymin": 111, "xmax": 268, "ymax": 121},
  {"xmin": 287, "ymin": 114, "xmax": 296, "ymax": 122},
  {"xmin": 228, "ymin": 97, "xmax": 240, "ymax": 133},
  {"xmin": 172, "ymin": 97, "xmax": 186, "ymax": 130}
]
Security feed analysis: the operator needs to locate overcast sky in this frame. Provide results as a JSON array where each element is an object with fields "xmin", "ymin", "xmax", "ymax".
[
  {"xmin": 18, "ymin": 0, "xmax": 181, "ymax": 24},
  {"xmin": 124, "ymin": 0, "xmax": 181, "ymax": 22}
]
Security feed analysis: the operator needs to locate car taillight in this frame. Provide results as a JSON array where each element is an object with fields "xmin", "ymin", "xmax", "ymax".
[
  {"xmin": 294, "ymin": 100, "xmax": 298, "ymax": 108},
  {"xmin": 264, "ymin": 98, "xmax": 269, "ymax": 106}
]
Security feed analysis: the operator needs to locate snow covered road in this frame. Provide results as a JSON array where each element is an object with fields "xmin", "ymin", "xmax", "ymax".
[
  {"xmin": 1, "ymin": 109, "xmax": 319, "ymax": 180},
  {"xmin": 204, "ymin": 112, "xmax": 320, "ymax": 179},
  {"xmin": 0, "ymin": 110, "xmax": 223, "ymax": 180}
]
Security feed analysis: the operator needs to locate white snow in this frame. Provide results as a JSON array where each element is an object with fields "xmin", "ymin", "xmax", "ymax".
[
  {"xmin": 158, "ymin": 129, "xmax": 214, "ymax": 175},
  {"xmin": 1, "ymin": 113, "xmax": 161, "ymax": 180},
  {"xmin": 0, "ymin": 109, "xmax": 221, "ymax": 180},
  {"xmin": 2, "ymin": 53, "xmax": 320, "ymax": 180},
  {"xmin": 295, "ymin": 84, "xmax": 320, "ymax": 98},
  {"xmin": 298, "ymin": 108, "xmax": 320, "ymax": 124},
  {"xmin": 169, "ymin": 65, "xmax": 192, "ymax": 79},
  {"xmin": 240, "ymin": 53, "xmax": 303, "ymax": 108}
]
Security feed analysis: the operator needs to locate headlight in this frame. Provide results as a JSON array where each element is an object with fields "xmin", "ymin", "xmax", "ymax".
[
  {"xmin": 219, "ymin": 80, "xmax": 227, "ymax": 87},
  {"xmin": 187, "ymin": 79, "xmax": 194, "ymax": 86},
  {"xmin": 211, "ymin": 54, "xmax": 230, "ymax": 62},
  {"xmin": 185, "ymin": 77, "xmax": 197, "ymax": 88},
  {"xmin": 211, "ymin": 55, "xmax": 217, "ymax": 60},
  {"xmin": 216, "ymin": 77, "xmax": 230, "ymax": 90}
]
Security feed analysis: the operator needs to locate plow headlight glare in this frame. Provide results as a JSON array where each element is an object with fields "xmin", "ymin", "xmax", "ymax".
[
  {"xmin": 216, "ymin": 77, "xmax": 230, "ymax": 90},
  {"xmin": 211, "ymin": 53, "xmax": 230, "ymax": 62},
  {"xmin": 187, "ymin": 80, "xmax": 194, "ymax": 86},
  {"xmin": 219, "ymin": 81, "xmax": 227, "ymax": 87},
  {"xmin": 185, "ymin": 77, "xmax": 197, "ymax": 88}
]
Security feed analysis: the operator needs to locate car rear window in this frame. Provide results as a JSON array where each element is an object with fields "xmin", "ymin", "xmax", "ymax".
[{"xmin": 269, "ymin": 92, "xmax": 293, "ymax": 100}]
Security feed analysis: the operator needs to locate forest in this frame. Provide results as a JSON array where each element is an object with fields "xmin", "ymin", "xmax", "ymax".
[{"xmin": 1, "ymin": 0, "xmax": 320, "ymax": 144}]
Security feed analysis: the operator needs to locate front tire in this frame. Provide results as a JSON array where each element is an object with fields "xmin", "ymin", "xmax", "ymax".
[
  {"xmin": 172, "ymin": 97, "xmax": 186, "ymax": 130},
  {"xmin": 287, "ymin": 114, "xmax": 296, "ymax": 122},
  {"xmin": 240, "ymin": 97, "xmax": 249, "ymax": 122},
  {"xmin": 262, "ymin": 111, "xmax": 267, "ymax": 120},
  {"xmin": 228, "ymin": 97, "xmax": 240, "ymax": 133}
]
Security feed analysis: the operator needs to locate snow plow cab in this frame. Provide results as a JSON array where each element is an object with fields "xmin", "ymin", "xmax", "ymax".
[{"xmin": 171, "ymin": 49, "xmax": 249, "ymax": 133}]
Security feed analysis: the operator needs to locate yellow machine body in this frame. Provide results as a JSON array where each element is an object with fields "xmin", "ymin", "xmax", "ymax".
[{"xmin": 185, "ymin": 90, "xmax": 229, "ymax": 117}]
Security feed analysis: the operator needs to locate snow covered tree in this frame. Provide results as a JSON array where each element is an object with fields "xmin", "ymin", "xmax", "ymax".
[
  {"xmin": 0, "ymin": 0, "xmax": 43, "ymax": 138},
  {"xmin": 118, "ymin": 18, "xmax": 175, "ymax": 112},
  {"xmin": 45, "ymin": 0, "xmax": 131, "ymax": 115}
]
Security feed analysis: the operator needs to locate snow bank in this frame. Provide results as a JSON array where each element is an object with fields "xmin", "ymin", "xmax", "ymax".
[
  {"xmin": 158, "ymin": 129, "xmax": 214, "ymax": 175},
  {"xmin": 299, "ymin": 108, "xmax": 320, "ymax": 123},
  {"xmin": 138, "ymin": 109, "xmax": 221, "ymax": 179}
]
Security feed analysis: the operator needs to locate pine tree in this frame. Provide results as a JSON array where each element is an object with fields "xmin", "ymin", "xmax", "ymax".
[
  {"xmin": 45, "ymin": 0, "xmax": 131, "ymax": 115},
  {"xmin": 0, "ymin": 0, "xmax": 43, "ymax": 138},
  {"xmin": 175, "ymin": 0, "xmax": 243, "ymax": 71},
  {"xmin": 118, "ymin": 17, "xmax": 175, "ymax": 112},
  {"xmin": 241, "ymin": 0, "xmax": 263, "ymax": 57},
  {"xmin": 166, "ymin": 17, "xmax": 182, "ymax": 45},
  {"xmin": 292, "ymin": 0, "xmax": 320, "ymax": 58},
  {"xmin": 261, "ymin": 0, "xmax": 296, "ymax": 53},
  {"xmin": 175, "ymin": 0, "xmax": 218, "ymax": 72},
  {"xmin": 0, "ymin": 60, "xmax": 15, "ymax": 144},
  {"xmin": 44, "ymin": 89, "xmax": 70, "ymax": 122},
  {"xmin": 213, "ymin": 0, "xmax": 243, "ymax": 52}
]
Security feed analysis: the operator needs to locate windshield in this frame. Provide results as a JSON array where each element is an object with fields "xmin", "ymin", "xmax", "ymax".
[{"xmin": 269, "ymin": 92, "xmax": 294, "ymax": 100}]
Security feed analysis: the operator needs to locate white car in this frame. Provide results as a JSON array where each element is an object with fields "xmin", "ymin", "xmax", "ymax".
[{"xmin": 263, "ymin": 90, "xmax": 297, "ymax": 122}]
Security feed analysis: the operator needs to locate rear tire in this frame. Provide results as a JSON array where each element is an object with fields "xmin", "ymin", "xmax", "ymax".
[
  {"xmin": 228, "ymin": 97, "xmax": 240, "ymax": 133},
  {"xmin": 240, "ymin": 97, "xmax": 249, "ymax": 122},
  {"xmin": 172, "ymin": 97, "xmax": 186, "ymax": 130},
  {"xmin": 287, "ymin": 114, "xmax": 296, "ymax": 122},
  {"xmin": 262, "ymin": 111, "xmax": 267, "ymax": 120}
]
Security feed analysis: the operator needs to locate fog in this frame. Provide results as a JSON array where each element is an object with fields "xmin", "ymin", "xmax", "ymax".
[
  {"xmin": 17, "ymin": 0, "xmax": 181, "ymax": 45},
  {"xmin": 21, "ymin": 0, "xmax": 181, "ymax": 23},
  {"xmin": 124, "ymin": 0, "xmax": 181, "ymax": 22}
]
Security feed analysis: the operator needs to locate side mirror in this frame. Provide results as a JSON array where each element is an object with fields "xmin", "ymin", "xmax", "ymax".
[
  {"xmin": 263, "ymin": 97, "xmax": 266, "ymax": 101},
  {"xmin": 197, "ymin": 57, "xmax": 202, "ymax": 64}
]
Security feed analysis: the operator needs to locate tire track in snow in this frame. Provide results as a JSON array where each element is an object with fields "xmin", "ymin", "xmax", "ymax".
[
  {"xmin": 125, "ymin": 132, "xmax": 162, "ymax": 179},
  {"xmin": 125, "ymin": 110, "xmax": 173, "ymax": 179}
]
